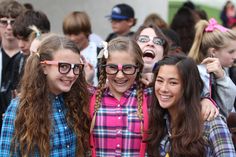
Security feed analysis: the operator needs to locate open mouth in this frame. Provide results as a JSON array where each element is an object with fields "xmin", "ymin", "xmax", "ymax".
[{"xmin": 143, "ymin": 50, "xmax": 155, "ymax": 59}]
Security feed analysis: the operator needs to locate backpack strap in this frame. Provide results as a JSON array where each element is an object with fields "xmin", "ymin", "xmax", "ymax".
[
  {"xmin": 89, "ymin": 92, "xmax": 96, "ymax": 157},
  {"xmin": 208, "ymin": 73, "xmax": 218, "ymax": 107},
  {"xmin": 140, "ymin": 94, "xmax": 148, "ymax": 157}
]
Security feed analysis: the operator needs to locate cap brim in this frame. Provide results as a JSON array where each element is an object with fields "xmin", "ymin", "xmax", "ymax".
[{"xmin": 105, "ymin": 14, "xmax": 129, "ymax": 20}]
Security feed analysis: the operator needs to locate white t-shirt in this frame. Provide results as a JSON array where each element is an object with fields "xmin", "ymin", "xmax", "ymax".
[{"xmin": 89, "ymin": 33, "xmax": 103, "ymax": 47}]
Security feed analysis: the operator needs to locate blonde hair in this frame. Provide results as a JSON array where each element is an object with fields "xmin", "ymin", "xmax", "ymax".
[{"xmin": 188, "ymin": 19, "xmax": 236, "ymax": 63}]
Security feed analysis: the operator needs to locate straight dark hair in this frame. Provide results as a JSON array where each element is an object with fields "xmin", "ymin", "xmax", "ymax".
[{"xmin": 147, "ymin": 55, "xmax": 206, "ymax": 157}]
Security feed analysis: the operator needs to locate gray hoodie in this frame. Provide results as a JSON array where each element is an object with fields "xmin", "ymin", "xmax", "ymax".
[{"xmin": 198, "ymin": 64, "xmax": 236, "ymax": 118}]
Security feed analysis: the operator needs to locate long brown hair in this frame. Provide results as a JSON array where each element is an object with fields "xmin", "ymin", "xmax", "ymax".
[
  {"xmin": 147, "ymin": 55, "xmax": 206, "ymax": 157},
  {"xmin": 91, "ymin": 37, "xmax": 144, "ymax": 130},
  {"xmin": 11, "ymin": 34, "xmax": 90, "ymax": 156}
]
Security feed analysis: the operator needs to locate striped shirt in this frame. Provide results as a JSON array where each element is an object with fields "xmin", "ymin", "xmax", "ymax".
[
  {"xmin": 160, "ymin": 115, "xmax": 236, "ymax": 156},
  {"xmin": 90, "ymin": 84, "xmax": 152, "ymax": 157},
  {"xmin": 0, "ymin": 95, "xmax": 77, "ymax": 156}
]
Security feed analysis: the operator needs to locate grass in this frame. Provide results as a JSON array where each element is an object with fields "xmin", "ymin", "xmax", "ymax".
[{"xmin": 168, "ymin": 1, "xmax": 222, "ymax": 24}]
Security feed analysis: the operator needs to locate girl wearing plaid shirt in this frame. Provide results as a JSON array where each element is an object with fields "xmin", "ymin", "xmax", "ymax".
[
  {"xmin": 89, "ymin": 37, "xmax": 151, "ymax": 157},
  {"xmin": 147, "ymin": 55, "xmax": 236, "ymax": 157},
  {"xmin": 0, "ymin": 34, "xmax": 90, "ymax": 156}
]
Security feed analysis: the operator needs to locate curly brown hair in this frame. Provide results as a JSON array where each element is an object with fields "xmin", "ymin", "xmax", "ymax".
[{"xmin": 11, "ymin": 34, "xmax": 90, "ymax": 156}]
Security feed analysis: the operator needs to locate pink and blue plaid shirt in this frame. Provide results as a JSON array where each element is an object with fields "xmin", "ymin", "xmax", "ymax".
[{"xmin": 90, "ymin": 84, "xmax": 152, "ymax": 157}]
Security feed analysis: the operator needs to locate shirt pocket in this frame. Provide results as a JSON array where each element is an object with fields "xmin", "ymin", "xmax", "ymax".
[{"xmin": 127, "ymin": 111, "xmax": 142, "ymax": 134}]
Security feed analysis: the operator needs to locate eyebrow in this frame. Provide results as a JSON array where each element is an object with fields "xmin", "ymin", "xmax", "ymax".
[{"xmin": 157, "ymin": 76, "xmax": 179, "ymax": 81}]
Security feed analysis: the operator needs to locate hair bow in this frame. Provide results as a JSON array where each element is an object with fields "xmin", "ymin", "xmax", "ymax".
[
  {"xmin": 97, "ymin": 41, "xmax": 108, "ymax": 59},
  {"xmin": 205, "ymin": 18, "xmax": 228, "ymax": 32},
  {"xmin": 29, "ymin": 25, "xmax": 41, "ymax": 38}
]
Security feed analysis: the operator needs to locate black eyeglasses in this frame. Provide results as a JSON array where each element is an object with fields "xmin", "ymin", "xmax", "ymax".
[
  {"xmin": 40, "ymin": 60, "xmax": 84, "ymax": 75},
  {"xmin": 0, "ymin": 19, "xmax": 15, "ymax": 27},
  {"xmin": 103, "ymin": 64, "xmax": 139, "ymax": 75},
  {"xmin": 137, "ymin": 35, "xmax": 165, "ymax": 46}
]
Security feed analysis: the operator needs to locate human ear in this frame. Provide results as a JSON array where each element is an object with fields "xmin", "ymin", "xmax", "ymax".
[
  {"xmin": 41, "ymin": 64, "xmax": 48, "ymax": 75},
  {"xmin": 207, "ymin": 48, "xmax": 216, "ymax": 57},
  {"xmin": 127, "ymin": 18, "xmax": 135, "ymax": 27}
]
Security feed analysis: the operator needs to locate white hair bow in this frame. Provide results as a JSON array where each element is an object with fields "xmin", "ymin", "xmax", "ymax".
[{"xmin": 97, "ymin": 41, "xmax": 108, "ymax": 59}]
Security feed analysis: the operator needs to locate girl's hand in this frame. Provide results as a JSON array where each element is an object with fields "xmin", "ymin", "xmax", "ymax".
[
  {"xmin": 201, "ymin": 57, "xmax": 224, "ymax": 79},
  {"xmin": 81, "ymin": 55, "xmax": 95, "ymax": 85},
  {"xmin": 143, "ymin": 63, "xmax": 153, "ymax": 73},
  {"xmin": 141, "ymin": 72, "xmax": 154, "ymax": 87},
  {"xmin": 201, "ymin": 98, "xmax": 219, "ymax": 121}
]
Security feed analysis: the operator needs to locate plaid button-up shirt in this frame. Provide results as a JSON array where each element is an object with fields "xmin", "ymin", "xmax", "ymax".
[
  {"xmin": 160, "ymin": 115, "xmax": 236, "ymax": 156},
  {"xmin": 91, "ymin": 85, "xmax": 152, "ymax": 157},
  {"xmin": 0, "ymin": 95, "xmax": 77, "ymax": 156}
]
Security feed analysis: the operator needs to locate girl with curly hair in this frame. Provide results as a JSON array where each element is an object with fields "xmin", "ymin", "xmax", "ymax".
[{"xmin": 0, "ymin": 34, "xmax": 90, "ymax": 156}]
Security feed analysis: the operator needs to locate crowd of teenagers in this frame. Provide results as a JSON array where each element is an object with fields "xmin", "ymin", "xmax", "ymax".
[{"xmin": 0, "ymin": 0, "xmax": 235, "ymax": 156}]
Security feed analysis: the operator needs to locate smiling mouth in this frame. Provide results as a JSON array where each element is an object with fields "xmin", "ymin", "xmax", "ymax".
[
  {"xmin": 61, "ymin": 79, "xmax": 73, "ymax": 86},
  {"xmin": 113, "ymin": 79, "xmax": 129, "ymax": 86}
]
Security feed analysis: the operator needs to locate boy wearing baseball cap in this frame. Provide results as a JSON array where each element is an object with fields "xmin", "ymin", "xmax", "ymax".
[{"xmin": 106, "ymin": 3, "xmax": 136, "ymax": 42}]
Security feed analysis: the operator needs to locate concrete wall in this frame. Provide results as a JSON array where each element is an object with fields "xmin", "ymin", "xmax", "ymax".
[{"xmin": 17, "ymin": 0, "xmax": 168, "ymax": 40}]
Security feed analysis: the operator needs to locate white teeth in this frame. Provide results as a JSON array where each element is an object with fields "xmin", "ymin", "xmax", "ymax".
[
  {"xmin": 160, "ymin": 95, "xmax": 170, "ymax": 99},
  {"xmin": 144, "ymin": 50, "xmax": 154, "ymax": 54},
  {"xmin": 114, "ymin": 79, "xmax": 128, "ymax": 85},
  {"xmin": 115, "ymin": 80, "xmax": 126, "ymax": 84},
  {"xmin": 145, "ymin": 50, "xmax": 154, "ymax": 53}
]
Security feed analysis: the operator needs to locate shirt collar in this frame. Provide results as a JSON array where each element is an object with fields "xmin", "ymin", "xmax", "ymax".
[
  {"xmin": 49, "ymin": 93, "xmax": 64, "ymax": 103},
  {"xmin": 104, "ymin": 82, "xmax": 138, "ymax": 98}
]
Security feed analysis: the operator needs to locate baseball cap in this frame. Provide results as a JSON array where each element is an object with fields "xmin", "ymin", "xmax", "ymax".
[{"xmin": 107, "ymin": 3, "xmax": 135, "ymax": 20}]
